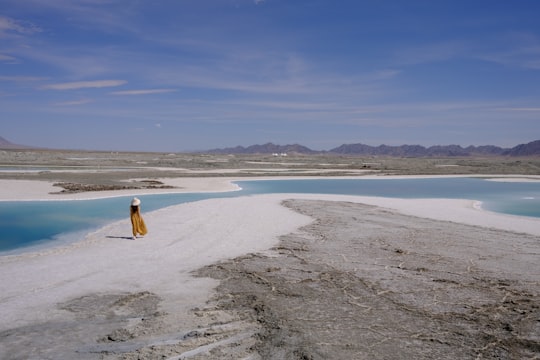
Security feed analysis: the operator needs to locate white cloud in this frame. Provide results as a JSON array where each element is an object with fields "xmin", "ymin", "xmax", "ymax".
[
  {"xmin": 110, "ymin": 89, "xmax": 177, "ymax": 95},
  {"xmin": 254, "ymin": 0, "xmax": 265, "ymax": 4},
  {"xmin": 42, "ymin": 80, "xmax": 127, "ymax": 90}
]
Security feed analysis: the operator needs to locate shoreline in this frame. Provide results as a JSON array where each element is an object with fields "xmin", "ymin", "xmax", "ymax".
[
  {"xmin": 1, "ymin": 174, "xmax": 540, "ymax": 201},
  {"xmin": 1, "ymin": 176, "xmax": 540, "ymax": 358},
  {"xmin": 2, "ymin": 175, "xmax": 540, "ymax": 258},
  {"xmin": 0, "ymin": 177, "xmax": 242, "ymax": 201},
  {"xmin": 1, "ymin": 176, "xmax": 539, "ymax": 238}
]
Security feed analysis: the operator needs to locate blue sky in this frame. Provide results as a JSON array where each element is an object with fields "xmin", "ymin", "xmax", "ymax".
[{"xmin": 1, "ymin": 0, "xmax": 540, "ymax": 152}]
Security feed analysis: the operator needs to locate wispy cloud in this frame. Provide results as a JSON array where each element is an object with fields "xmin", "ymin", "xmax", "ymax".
[
  {"xmin": 212, "ymin": 99, "xmax": 341, "ymax": 112},
  {"xmin": 2, "ymin": 1, "xmax": 538, "ymax": 151},
  {"xmin": 55, "ymin": 98, "xmax": 94, "ymax": 106},
  {"xmin": 2, "ymin": 0, "xmax": 140, "ymax": 35},
  {"xmin": 496, "ymin": 107, "xmax": 540, "ymax": 112},
  {"xmin": 110, "ymin": 89, "xmax": 176, "ymax": 96},
  {"xmin": 397, "ymin": 33, "xmax": 540, "ymax": 71},
  {"xmin": 42, "ymin": 80, "xmax": 127, "ymax": 90},
  {"xmin": 0, "ymin": 15, "xmax": 42, "ymax": 37},
  {"xmin": 0, "ymin": 75, "xmax": 49, "ymax": 82},
  {"xmin": 474, "ymin": 33, "xmax": 540, "ymax": 70},
  {"xmin": 393, "ymin": 41, "xmax": 468, "ymax": 66},
  {"xmin": 0, "ymin": 54, "xmax": 17, "ymax": 62}
]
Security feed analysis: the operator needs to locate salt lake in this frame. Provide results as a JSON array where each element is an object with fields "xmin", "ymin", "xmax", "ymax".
[{"xmin": 1, "ymin": 177, "xmax": 539, "ymax": 254}]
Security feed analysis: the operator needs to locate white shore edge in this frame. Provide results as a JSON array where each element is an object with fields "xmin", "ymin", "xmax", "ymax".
[{"xmin": 1, "ymin": 175, "xmax": 539, "ymax": 333}]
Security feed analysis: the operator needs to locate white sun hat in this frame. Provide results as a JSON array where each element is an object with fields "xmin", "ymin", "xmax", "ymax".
[{"xmin": 131, "ymin": 197, "xmax": 141, "ymax": 206}]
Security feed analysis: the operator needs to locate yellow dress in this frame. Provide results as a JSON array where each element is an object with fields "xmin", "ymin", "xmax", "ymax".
[{"xmin": 130, "ymin": 206, "xmax": 148, "ymax": 237}]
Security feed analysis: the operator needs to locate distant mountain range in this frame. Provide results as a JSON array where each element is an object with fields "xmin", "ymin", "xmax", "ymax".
[
  {"xmin": 206, "ymin": 140, "xmax": 540, "ymax": 157},
  {"xmin": 1, "ymin": 135, "xmax": 539, "ymax": 156}
]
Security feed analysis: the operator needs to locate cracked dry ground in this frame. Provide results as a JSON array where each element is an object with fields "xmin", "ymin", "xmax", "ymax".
[{"xmin": 197, "ymin": 200, "xmax": 540, "ymax": 359}]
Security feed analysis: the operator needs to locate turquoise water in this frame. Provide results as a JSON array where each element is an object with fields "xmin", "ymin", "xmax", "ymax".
[{"xmin": 1, "ymin": 177, "xmax": 539, "ymax": 254}]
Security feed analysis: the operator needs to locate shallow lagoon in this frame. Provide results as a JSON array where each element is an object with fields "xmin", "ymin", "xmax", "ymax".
[{"xmin": 1, "ymin": 177, "xmax": 539, "ymax": 254}]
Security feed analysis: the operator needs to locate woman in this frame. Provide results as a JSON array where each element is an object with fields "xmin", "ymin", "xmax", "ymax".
[{"xmin": 130, "ymin": 197, "xmax": 148, "ymax": 240}]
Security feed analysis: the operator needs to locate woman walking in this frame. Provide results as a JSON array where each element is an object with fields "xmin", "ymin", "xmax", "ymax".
[{"xmin": 130, "ymin": 197, "xmax": 147, "ymax": 240}]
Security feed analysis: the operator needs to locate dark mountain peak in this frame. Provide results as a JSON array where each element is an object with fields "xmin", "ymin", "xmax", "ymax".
[
  {"xmin": 504, "ymin": 140, "xmax": 540, "ymax": 156},
  {"xmin": 0, "ymin": 136, "xmax": 11, "ymax": 146},
  {"xmin": 328, "ymin": 143, "xmax": 535, "ymax": 157},
  {"xmin": 0, "ymin": 136, "xmax": 31, "ymax": 150},
  {"xmin": 207, "ymin": 142, "xmax": 316, "ymax": 154},
  {"xmin": 204, "ymin": 140, "xmax": 540, "ymax": 156}
]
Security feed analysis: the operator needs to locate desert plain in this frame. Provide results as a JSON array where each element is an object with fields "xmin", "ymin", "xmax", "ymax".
[{"xmin": 0, "ymin": 149, "xmax": 539, "ymax": 359}]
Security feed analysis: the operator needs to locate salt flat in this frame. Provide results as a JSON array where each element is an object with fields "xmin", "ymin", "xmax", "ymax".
[{"xmin": 1, "ymin": 150, "xmax": 539, "ymax": 359}]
